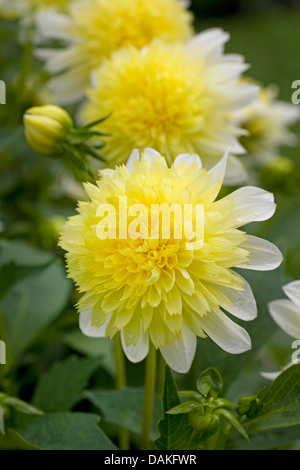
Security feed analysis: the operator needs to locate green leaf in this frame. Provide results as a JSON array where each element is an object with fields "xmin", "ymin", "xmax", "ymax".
[
  {"xmin": 82, "ymin": 113, "xmax": 112, "ymax": 129},
  {"xmin": 216, "ymin": 408, "xmax": 248, "ymax": 441},
  {"xmin": 246, "ymin": 364, "xmax": 300, "ymax": 432},
  {"xmin": 197, "ymin": 368, "xmax": 223, "ymax": 398},
  {"xmin": 0, "ymin": 240, "xmax": 71, "ymax": 359},
  {"xmin": 155, "ymin": 366, "xmax": 201, "ymax": 450},
  {"xmin": 167, "ymin": 401, "xmax": 202, "ymax": 415},
  {"xmin": 0, "ymin": 406, "xmax": 5, "ymax": 434},
  {"xmin": 236, "ymin": 387, "xmax": 266, "ymax": 417},
  {"xmin": 0, "ymin": 239, "xmax": 53, "ymax": 267},
  {"xmin": 0, "ymin": 428, "xmax": 40, "ymax": 450},
  {"xmin": 291, "ymin": 438, "xmax": 300, "ymax": 450},
  {"xmin": 0, "ymin": 127, "xmax": 23, "ymax": 153},
  {"xmin": 62, "ymin": 331, "xmax": 115, "ymax": 377},
  {"xmin": 32, "ymin": 355, "xmax": 102, "ymax": 412},
  {"xmin": 0, "ymin": 260, "xmax": 53, "ymax": 301},
  {"xmin": 228, "ymin": 425, "xmax": 300, "ymax": 450},
  {"xmin": 86, "ymin": 387, "xmax": 161, "ymax": 440},
  {"xmin": 2, "ymin": 396, "xmax": 43, "ymax": 416},
  {"xmin": 19, "ymin": 412, "xmax": 117, "ymax": 450}
]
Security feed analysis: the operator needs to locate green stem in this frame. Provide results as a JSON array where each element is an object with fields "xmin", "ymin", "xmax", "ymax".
[
  {"xmin": 204, "ymin": 419, "xmax": 227, "ymax": 450},
  {"xmin": 17, "ymin": 24, "xmax": 34, "ymax": 105},
  {"xmin": 140, "ymin": 342, "xmax": 156, "ymax": 450},
  {"xmin": 156, "ymin": 351, "xmax": 165, "ymax": 396},
  {"xmin": 113, "ymin": 334, "xmax": 130, "ymax": 450}
]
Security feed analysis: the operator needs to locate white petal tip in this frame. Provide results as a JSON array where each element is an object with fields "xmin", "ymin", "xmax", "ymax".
[
  {"xmin": 121, "ymin": 329, "xmax": 149, "ymax": 363},
  {"xmin": 79, "ymin": 310, "xmax": 108, "ymax": 338}
]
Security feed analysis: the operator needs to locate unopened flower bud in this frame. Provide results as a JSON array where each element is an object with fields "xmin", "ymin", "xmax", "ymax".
[
  {"xmin": 24, "ymin": 105, "xmax": 73, "ymax": 156},
  {"xmin": 188, "ymin": 409, "xmax": 220, "ymax": 433}
]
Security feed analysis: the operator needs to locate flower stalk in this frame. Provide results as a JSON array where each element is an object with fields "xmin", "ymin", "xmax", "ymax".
[
  {"xmin": 113, "ymin": 334, "xmax": 130, "ymax": 450},
  {"xmin": 140, "ymin": 342, "xmax": 157, "ymax": 450}
]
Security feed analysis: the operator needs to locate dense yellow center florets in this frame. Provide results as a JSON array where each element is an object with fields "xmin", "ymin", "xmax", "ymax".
[
  {"xmin": 68, "ymin": 0, "xmax": 193, "ymax": 71},
  {"xmin": 83, "ymin": 41, "xmax": 236, "ymax": 166}
]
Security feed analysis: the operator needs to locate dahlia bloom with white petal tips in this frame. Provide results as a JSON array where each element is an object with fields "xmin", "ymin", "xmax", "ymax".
[
  {"xmin": 83, "ymin": 32, "xmax": 258, "ymax": 182},
  {"xmin": 59, "ymin": 148, "xmax": 282, "ymax": 373},
  {"xmin": 269, "ymin": 281, "xmax": 300, "ymax": 340},
  {"xmin": 261, "ymin": 281, "xmax": 300, "ymax": 380},
  {"xmin": 35, "ymin": 0, "xmax": 194, "ymax": 104}
]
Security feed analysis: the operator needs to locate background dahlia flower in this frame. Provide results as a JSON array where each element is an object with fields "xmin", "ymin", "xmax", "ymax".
[
  {"xmin": 59, "ymin": 148, "xmax": 283, "ymax": 373},
  {"xmin": 83, "ymin": 31, "xmax": 259, "ymax": 183},
  {"xmin": 35, "ymin": 0, "xmax": 194, "ymax": 104},
  {"xmin": 261, "ymin": 281, "xmax": 300, "ymax": 380},
  {"xmin": 269, "ymin": 281, "xmax": 300, "ymax": 342},
  {"xmin": 235, "ymin": 82, "xmax": 300, "ymax": 167}
]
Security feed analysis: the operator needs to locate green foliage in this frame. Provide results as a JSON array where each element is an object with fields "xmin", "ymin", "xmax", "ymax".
[
  {"xmin": 19, "ymin": 413, "xmax": 117, "ymax": 450},
  {"xmin": 0, "ymin": 240, "xmax": 71, "ymax": 361},
  {"xmin": 246, "ymin": 364, "xmax": 300, "ymax": 431},
  {"xmin": 155, "ymin": 367, "xmax": 203, "ymax": 450},
  {"xmin": 32, "ymin": 356, "xmax": 103, "ymax": 412},
  {"xmin": 197, "ymin": 367, "xmax": 223, "ymax": 398},
  {"xmin": 0, "ymin": 127, "xmax": 23, "ymax": 153},
  {"xmin": 62, "ymin": 332, "xmax": 115, "ymax": 377},
  {"xmin": 158, "ymin": 368, "xmax": 249, "ymax": 448},
  {"xmin": 0, "ymin": 260, "xmax": 53, "ymax": 301},
  {"xmin": 0, "ymin": 393, "xmax": 43, "ymax": 434},
  {"xmin": 0, "ymin": 428, "xmax": 40, "ymax": 450},
  {"xmin": 86, "ymin": 387, "xmax": 161, "ymax": 439}
]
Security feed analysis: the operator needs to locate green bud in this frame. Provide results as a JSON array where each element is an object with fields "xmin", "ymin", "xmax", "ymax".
[
  {"xmin": 24, "ymin": 105, "xmax": 73, "ymax": 156},
  {"xmin": 237, "ymin": 387, "xmax": 266, "ymax": 417},
  {"xmin": 188, "ymin": 409, "xmax": 220, "ymax": 433},
  {"xmin": 197, "ymin": 368, "xmax": 223, "ymax": 398}
]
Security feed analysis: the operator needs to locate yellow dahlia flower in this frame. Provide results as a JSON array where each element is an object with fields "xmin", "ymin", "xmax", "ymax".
[
  {"xmin": 236, "ymin": 82, "xmax": 300, "ymax": 166},
  {"xmin": 59, "ymin": 148, "xmax": 283, "ymax": 373},
  {"xmin": 82, "ymin": 33, "xmax": 258, "ymax": 181},
  {"xmin": 35, "ymin": 0, "xmax": 194, "ymax": 104}
]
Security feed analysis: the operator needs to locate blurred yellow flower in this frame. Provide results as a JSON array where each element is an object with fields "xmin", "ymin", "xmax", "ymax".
[
  {"xmin": 83, "ymin": 33, "xmax": 258, "ymax": 179},
  {"xmin": 36, "ymin": 0, "xmax": 194, "ymax": 104},
  {"xmin": 59, "ymin": 148, "xmax": 282, "ymax": 373},
  {"xmin": 236, "ymin": 82, "xmax": 300, "ymax": 166}
]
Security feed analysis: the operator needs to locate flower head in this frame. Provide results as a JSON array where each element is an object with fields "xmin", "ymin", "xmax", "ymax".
[
  {"xmin": 36, "ymin": 0, "xmax": 194, "ymax": 103},
  {"xmin": 59, "ymin": 148, "xmax": 282, "ymax": 373},
  {"xmin": 261, "ymin": 281, "xmax": 300, "ymax": 380},
  {"xmin": 24, "ymin": 104, "xmax": 73, "ymax": 156},
  {"xmin": 83, "ymin": 32, "xmax": 258, "ymax": 178},
  {"xmin": 236, "ymin": 82, "xmax": 300, "ymax": 166},
  {"xmin": 269, "ymin": 280, "xmax": 300, "ymax": 340}
]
